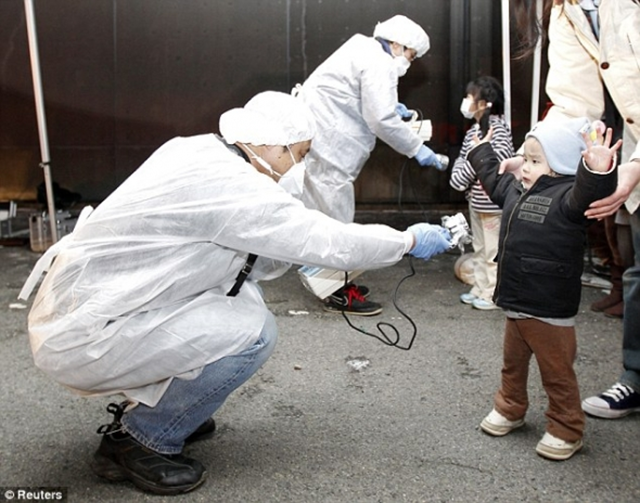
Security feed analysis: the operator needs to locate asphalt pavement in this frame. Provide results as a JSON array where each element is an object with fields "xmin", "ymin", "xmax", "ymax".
[{"xmin": 0, "ymin": 240, "xmax": 638, "ymax": 503}]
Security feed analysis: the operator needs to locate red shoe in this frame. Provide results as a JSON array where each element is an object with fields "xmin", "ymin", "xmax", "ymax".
[{"xmin": 323, "ymin": 284, "xmax": 382, "ymax": 316}]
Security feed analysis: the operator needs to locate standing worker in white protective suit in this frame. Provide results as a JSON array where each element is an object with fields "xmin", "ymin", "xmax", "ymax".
[
  {"xmin": 18, "ymin": 91, "xmax": 452, "ymax": 496},
  {"xmin": 294, "ymin": 14, "xmax": 447, "ymax": 315}
]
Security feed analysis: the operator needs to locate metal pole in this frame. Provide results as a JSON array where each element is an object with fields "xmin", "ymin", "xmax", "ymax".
[
  {"xmin": 24, "ymin": 0, "xmax": 58, "ymax": 243},
  {"xmin": 501, "ymin": 0, "xmax": 512, "ymax": 128},
  {"xmin": 530, "ymin": 0, "xmax": 543, "ymax": 129}
]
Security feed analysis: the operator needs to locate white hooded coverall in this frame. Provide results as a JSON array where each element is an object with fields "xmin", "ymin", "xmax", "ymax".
[
  {"xmin": 298, "ymin": 34, "xmax": 424, "ymax": 223},
  {"xmin": 21, "ymin": 134, "xmax": 412, "ymax": 407}
]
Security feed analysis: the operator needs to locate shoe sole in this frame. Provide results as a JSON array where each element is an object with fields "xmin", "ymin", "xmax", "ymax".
[
  {"xmin": 91, "ymin": 453, "xmax": 207, "ymax": 495},
  {"xmin": 590, "ymin": 302, "xmax": 620, "ymax": 313},
  {"xmin": 582, "ymin": 401, "xmax": 640, "ymax": 419},
  {"xmin": 480, "ymin": 418, "xmax": 525, "ymax": 436},
  {"xmin": 460, "ymin": 296, "xmax": 475, "ymax": 305},
  {"xmin": 323, "ymin": 305, "xmax": 383, "ymax": 316},
  {"xmin": 535, "ymin": 439, "xmax": 583, "ymax": 461},
  {"xmin": 472, "ymin": 303, "xmax": 500, "ymax": 311}
]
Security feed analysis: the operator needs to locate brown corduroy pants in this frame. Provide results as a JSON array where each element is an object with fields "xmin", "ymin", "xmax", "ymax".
[{"xmin": 493, "ymin": 317, "xmax": 585, "ymax": 443}]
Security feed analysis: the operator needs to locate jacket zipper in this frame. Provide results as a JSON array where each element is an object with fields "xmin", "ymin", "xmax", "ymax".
[{"xmin": 494, "ymin": 186, "xmax": 528, "ymax": 304}]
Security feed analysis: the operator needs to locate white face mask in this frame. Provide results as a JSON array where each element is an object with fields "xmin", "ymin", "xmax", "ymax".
[
  {"xmin": 394, "ymin": 55, "xmax": 411, "ymax": 77},
  {"xmin": 460, "ymin": 97, "xmax": 476, "ymax": 120},
  {"xmin": 279, "ymin": 147, "xmax": 306, "ymax": 198}
]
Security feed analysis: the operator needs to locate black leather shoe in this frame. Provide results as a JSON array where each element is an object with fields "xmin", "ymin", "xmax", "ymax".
[
  {"xmin": 185, "ymin": 417, "xmax": 216, "ymax": 444},
  {"xmin": 91, "ymin": 430, "xmax": 206, "ymax": 495}
]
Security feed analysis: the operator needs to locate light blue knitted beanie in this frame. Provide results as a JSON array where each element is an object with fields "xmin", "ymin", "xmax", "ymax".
[{"xmin": 525, "ymin": 117, "xmax": 589, "ymax": 176}]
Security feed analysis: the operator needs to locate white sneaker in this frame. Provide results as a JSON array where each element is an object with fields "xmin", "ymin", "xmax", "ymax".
[
  {"xmin": 480, "ymin": 409, "xmax": 525, "ymax": 436},
  {"xmin": 535, "ymin": 432, "xmax": 583, "ymax": 461}
]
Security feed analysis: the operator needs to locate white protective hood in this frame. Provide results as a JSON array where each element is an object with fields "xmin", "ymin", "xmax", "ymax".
[{"xmin": 23, "ymin": 134, "xmax": 411, "ymax": 406}]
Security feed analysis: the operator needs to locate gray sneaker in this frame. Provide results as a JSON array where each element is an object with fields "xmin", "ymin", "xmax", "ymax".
[
  {"xmin": 472, "ymin": 298, "xmax": 500, "ymax": 311},
  {"xmin": 460, "ymin": 292, "xmax": 476, "ymax": 305}
]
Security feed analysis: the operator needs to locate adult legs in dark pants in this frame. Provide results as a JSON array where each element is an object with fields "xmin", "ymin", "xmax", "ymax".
[{"xmin": 583, "ymin": 210, "xmax": 640, "ymax": 418}]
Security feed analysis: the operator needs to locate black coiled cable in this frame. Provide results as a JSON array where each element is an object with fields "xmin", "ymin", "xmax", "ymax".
[{"xmin": 338, "ymin": 256, "xmax": 418, "ymax": 351}]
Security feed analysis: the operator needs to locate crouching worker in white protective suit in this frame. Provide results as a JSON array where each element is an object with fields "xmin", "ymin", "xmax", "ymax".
[
  {"xmin": 293, "ymin": 14, "xmax": 448, "ymax": 316},
  {"xmin": 18, "ymin": 91, "xmax": 453, "ymax": 496}
]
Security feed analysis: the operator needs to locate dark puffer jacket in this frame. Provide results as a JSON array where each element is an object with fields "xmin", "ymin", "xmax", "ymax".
[{"xmin": 467, "ymin": 142, "xmax": 617, "ymax": 319}]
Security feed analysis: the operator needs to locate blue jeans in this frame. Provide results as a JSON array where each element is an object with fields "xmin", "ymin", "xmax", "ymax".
[
  {"xmin": 621, "ymin": 210, "xmax": 640, "ymax": 392},
  {"xmin": 121, "ymin": 311, "xmax": 278, "ymax": 454}
]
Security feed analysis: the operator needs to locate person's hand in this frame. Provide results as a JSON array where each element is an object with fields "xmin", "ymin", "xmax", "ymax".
[
  {"xmin": 406, "ymin": 223, "xmax": 452, "ymax": 260},
  {"xmin": 499, "ymin": 155, "xmax": 525, "ymax": 178},
  {"xmin": 470, "ymin": 125, "xmax": 493, "ymax": 146},
  {"xmin": 395, "ymin": 103, "xmax": 414, "ymax": 119},
  {"xmin": 585, "ymin": 159, "xmax": 640, "ymax": 220},
  {"xmin": 414, "ymin": 145, "xmax": 443, "ymax": 170},
  {"xmin": 581, "ymin": 126, "xmax": 623, "ymax": 173}
]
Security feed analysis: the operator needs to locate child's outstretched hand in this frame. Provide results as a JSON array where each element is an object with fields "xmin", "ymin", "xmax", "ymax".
[
  {"xmin": 581, "ymin": 126, "xmax": 623, "ymax": 173},
  {"xmin": 470, "ymin": 124, "xmax": 494, "ymax": 146}
]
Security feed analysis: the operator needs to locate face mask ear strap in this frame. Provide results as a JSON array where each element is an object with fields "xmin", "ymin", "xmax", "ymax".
[
  {"xmin": 286, "ymin": 145, "xmax": 297, "ymax": 164},
  {"xmin": 243, "ymin": 144, "xmax": 280, "ymax": 178},
  {"xmin": 254, "ymin": 155, "xmax": 273, "ymax": 172}
]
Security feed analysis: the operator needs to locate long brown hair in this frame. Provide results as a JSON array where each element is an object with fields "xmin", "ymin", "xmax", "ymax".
[
  {"xmin": 512, "ymin": 0, "xmax": 560, "ymax": 60},
  {"xmin": 514, "ymin": 0, "xmax": 640, "ymax": 59}
]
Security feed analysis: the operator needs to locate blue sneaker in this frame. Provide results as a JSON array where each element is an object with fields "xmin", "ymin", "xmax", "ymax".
[{"xmin": 582, "ymin": 383, "xmax": 640, "ymax": 419}]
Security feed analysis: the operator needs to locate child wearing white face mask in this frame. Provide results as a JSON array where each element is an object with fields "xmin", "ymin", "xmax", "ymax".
[{"xmin": 450, "ymin": 76, "xmax": 515, "ymax": 311}]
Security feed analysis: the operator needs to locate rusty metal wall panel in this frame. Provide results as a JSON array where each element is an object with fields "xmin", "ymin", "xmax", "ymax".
[
  {"xmin": 114, "ymin": 0, "xmax": 291, "ymax": 144},
  {"xmin": 0, "ymin": 0, "xmax": 534, "ymax": 205},
  {"xmin": 1, "ymin": 2, "xmax": 40, "ymax": 147}
]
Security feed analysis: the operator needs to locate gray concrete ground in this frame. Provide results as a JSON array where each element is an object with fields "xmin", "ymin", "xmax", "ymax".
[{"xmin": 0, "ymin": 242, "xmax": 638, "ymax": 503}]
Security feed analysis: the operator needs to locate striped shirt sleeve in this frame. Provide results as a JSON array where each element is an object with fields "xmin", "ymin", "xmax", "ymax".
[{"xmin": 449, "ymin": 116, "xmax": 515, "ymax": 212}]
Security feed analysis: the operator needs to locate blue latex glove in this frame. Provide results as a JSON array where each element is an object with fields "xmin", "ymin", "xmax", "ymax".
[
  {"xmin": 395, "ymin": 103, "xmax": 413, "ymax": 119},
  {"xmin": 414, "ymin": 144, "xmax": 444, "ymax": 170},
  {"xmin": 406, "ymin": 223, "xmax": 452, "ymax": 260}
]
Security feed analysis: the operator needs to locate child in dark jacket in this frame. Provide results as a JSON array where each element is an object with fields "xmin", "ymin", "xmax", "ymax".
[{"xmin": 467, "ymin": 117, "xmax": 622, "ymax": 461}]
